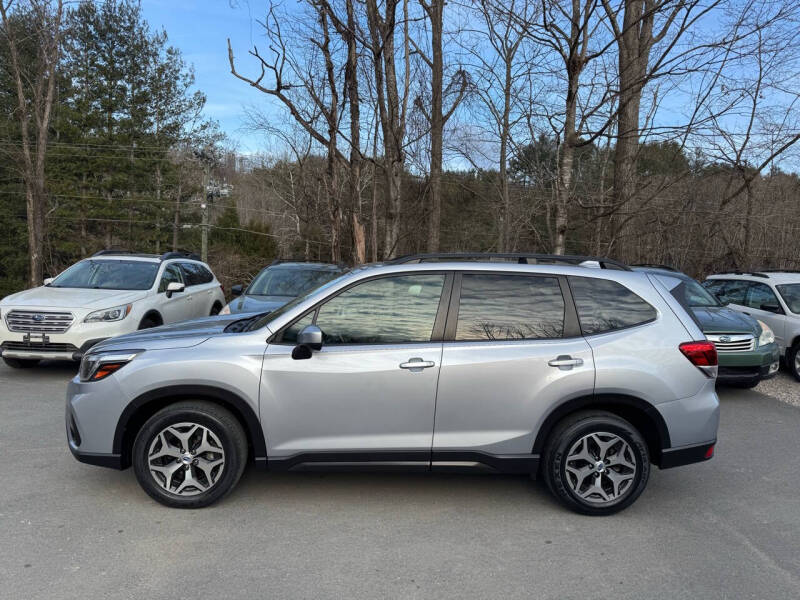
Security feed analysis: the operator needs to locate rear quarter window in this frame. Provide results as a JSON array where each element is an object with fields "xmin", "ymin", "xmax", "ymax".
[{"xmin": 568, "ymin": 276, "xmax": 657, "ymax": 335}]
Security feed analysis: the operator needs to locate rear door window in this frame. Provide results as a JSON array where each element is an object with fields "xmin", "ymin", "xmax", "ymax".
[
  {"xmin": 745, "ymin": 282, "xmax": 781, "ymax": 311},
  {"xmin": 179, "ymin": 262, "xmax": 203, "ymax": 286},
  {"xmin": 454, "ymin": 274, "xmax": 565, "ymax": 341},
  {"xmin": 568, "ymin": 276, "xmax": 657, "ymax": 335}
]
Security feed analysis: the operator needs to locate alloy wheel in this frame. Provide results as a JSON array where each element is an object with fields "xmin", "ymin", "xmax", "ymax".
[
  {"xmin": 147, "ymin": 422, "xmax": 226, "ymax": 496},
  {"xmin": 564, "ymin": 431, "xmax": 638, "ymax": 504}
]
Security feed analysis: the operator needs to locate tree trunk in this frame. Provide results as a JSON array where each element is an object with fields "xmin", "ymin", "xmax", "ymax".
[{"xmin": 425, "ymin": 0, "xmax": 444, "ymax": 253}]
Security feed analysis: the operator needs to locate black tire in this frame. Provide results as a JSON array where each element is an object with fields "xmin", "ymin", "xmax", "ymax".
[
  {"xmin": 132, "ymin": 401, "xmax": 248, "ymax": 508},
  {"xmin": 542, "ymin": 410, "xmax": 650, "ymax": 516},
  {"xmin": 787, "ymin": 344, "xmax": 800, "ymax": 382},
  {"xmin": 210, "ymin": 302, "xmax": 222, "ymax": 316},
  {"xmin": 138, "ymin": 315, "xmax": 160, "ymax": 330},
  {"xmin": 2, "ymin": 356, "xmax": 40, "ymax": 369}
]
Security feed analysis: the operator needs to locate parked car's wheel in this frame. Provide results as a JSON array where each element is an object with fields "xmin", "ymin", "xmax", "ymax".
[
  {"xmin": 787, "ymin": 343, "xmax": 800, "ymax": 382},
  {"xmin": 210, "ymin": 302, "xmax": 222, "ymax": 316},
  {"xmin": 542, "ymin": 411, "xmax": 650, "ymax": 516},
  {"xmin": 132, "ymin": 401, "xmax": 248, "ymax": 508},
  {"xmin": 2, "ymin": 357, "xmax": 40, "ymax": 369}
]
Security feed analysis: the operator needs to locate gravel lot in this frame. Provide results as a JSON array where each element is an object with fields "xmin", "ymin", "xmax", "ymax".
[
  {"xmin": 2, "ymin": 360, "xmax": 800, "ymax": 600},
  {"xmin": 753, "ymin": 369, "xmax": 800, "ymax": 407}
]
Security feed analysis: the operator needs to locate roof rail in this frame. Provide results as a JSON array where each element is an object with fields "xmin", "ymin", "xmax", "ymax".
[
  {"xmin": 92, "ymin": 249, "xmax": 136, "ymax": 257},
  {"xmin": 160, "ymin": 251, "xmax": 202, "ymax": 261},
  {"xmin": 631, "ymin": 263, "xmax": 680, "ymax": 272},
  {"xmin": 269, "ymin": 258, "xmax": 348, "ymax": 269},
  {"xmin": 713, "ymin": 270, "xmax": 769, "ymax": 279},
  {"xmin": 758, "ymin": 269, "xmax": 800, "ymax": 274},
  {"xmin": 388, "ymin": 253, "xmax": 631, "ymax": 271}
]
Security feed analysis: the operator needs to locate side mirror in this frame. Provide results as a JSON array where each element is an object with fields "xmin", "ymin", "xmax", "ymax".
[
  {"xmin": 292, "ymin": 324, "xmax": 323, "ymax": 360},
  {"xmin": 231, "ymin": 284, "xmax": 244, "ymax": 297},
  {"xmin": 760, "ymin": 303, "xmax": 783, "ymax": 314},
  {"xmin": 43, "ymin": 277, "xmax": 54, "ymax": 286},
  {"xmin": 166, "ymin": 281, "xmax": 185, "ymax": 298}
]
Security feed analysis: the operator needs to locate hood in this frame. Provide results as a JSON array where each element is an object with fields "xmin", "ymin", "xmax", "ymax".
[
  {"xmin": 90, "ymin": 314, "xmax": 248, "ymax": 353},
  {"xmin": 228, "ymin": 294, "xmax": 292, "ymax": 314},
  {"xmin": 1, "ymin": 286, "xmax": 147, "ymax": 310},
  {"xmin": 691, "ymin": 306, "xmax": 760, "ymax": 335}
]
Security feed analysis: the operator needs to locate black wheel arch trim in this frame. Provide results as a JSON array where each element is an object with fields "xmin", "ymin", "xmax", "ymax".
[
  {"xmin": 113, "ymin": 384, "xmax": 267, "ymax": 469},
  {"xmin": 531, "ymin": 393, "xmax": 672, "ymax": 461}
]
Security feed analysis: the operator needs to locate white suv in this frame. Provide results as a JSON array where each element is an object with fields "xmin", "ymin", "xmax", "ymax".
[
  {"xmin": 704, "ymin": 271, "xmax": 800, "ymax": 381},
  {"xmin": 0, "ymin": 251, "xmax": 225, "ymax": 368}
]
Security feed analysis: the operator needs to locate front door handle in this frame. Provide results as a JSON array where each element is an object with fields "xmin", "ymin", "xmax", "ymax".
[
  {"xmin": 399, "ymin": 357, "xmax": 436, "ymax": 371},
  {"xmin": 548, "ymin": 355, "xmax": 584, "ymax": 370}
]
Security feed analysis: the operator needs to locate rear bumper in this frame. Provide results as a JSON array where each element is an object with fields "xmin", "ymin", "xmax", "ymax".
[{"xmin": 659, "ymin": 440, "xmax": 716, "ymax": 469}]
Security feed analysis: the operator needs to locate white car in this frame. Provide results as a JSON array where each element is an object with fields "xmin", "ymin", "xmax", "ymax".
[{"xmin": 0, "ymin": 251, "xmax": 226, "ymax": 368}]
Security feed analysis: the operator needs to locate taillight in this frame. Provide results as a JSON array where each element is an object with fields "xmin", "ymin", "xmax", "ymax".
[{"xmin": 679, "ymin": 340, "xmax": 718, "ymax": 377}]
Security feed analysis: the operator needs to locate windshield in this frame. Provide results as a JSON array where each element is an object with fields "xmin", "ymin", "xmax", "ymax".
[
  {"xmin": 776, "ymin": 284, "xmax": 800, "ymax": 314},
  {"xmin": 246, "ymin": 267, "xmax": 341, "ymax": 297},
  {"xmin": 679, "ymin": 278, "xmax": 722, "ymax": 307},
  {"xmin": 50, "ymin": 260, "xmax": 159, "ymax": 290},
  {"xmin": 245, "ymin": 272, "xmax": 348, "ymax": 332}
]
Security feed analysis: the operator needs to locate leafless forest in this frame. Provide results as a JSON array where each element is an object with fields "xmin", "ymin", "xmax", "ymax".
[{"xmin": 3, "ymin": 0, "xmax": 800, "ymax": 292}]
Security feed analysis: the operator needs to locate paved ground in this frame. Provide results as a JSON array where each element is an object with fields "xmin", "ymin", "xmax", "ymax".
[{"xmin": 1, "ymin": 361, "xmax": 799, "ymax": 600}]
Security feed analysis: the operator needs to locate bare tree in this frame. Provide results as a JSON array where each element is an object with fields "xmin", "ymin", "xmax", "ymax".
[
  {"xmin": 0, "ymin": 0, "xmax": 64, "ymax": 285},
  {"xmin": 365, "ymin": 0, "xmax": 412, "ymax": 259},
  {"xmin": 416, "ymin": 0, "xmax": 468, "ymax": 252}
]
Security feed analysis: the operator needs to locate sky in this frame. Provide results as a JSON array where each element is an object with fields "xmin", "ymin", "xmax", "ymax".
[{"xmin": 141, "ymin": 0, "xmax": 281, "ymax": 153}]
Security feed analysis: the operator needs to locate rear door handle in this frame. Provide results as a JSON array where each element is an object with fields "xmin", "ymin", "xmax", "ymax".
[
  {"xmin": 548, "ymin": 355, "xmax": 584, "ymax": 369},
  {"xmin": 399, "ymin": 357, "xmax": 436, "ymax": 371}
]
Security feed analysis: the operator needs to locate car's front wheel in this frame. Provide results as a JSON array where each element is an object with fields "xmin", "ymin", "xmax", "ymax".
[
  {"xmin": 2, "ymin": 357, "xmax": 40, "ymax": 369},
  {"xmin": 132, "ymin": 401, "xmax": 248, "ymax": 508},
  {"xmin": 542, "ymin": 411, "xmax": 650, "ymax": 516},
  {"xmin": 787, "ymin": 343, "xmax": 800, "ymax": 382}
]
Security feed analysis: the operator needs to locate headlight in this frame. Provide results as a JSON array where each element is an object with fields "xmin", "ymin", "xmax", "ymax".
[
  {"xmin": 757, "ymin": 320, "xmax": 775, "ymax": 346},
  {"xmin": 84, "ymin": 304, "xmax": 132, "ymax": 323},
  {"xmin": 79, "ymin": 350, "xmax": 142, "ymax": 382},
  {"xmin": 219, "ymin": 304, "xmax": 231, "ymax": 315}
]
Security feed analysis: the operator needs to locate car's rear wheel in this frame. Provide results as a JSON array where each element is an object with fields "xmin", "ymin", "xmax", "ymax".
[
  {"xmin": 132, "ymin": 401, "xmax": 248, "ymax": 508},
  {"xmin": 210, "ymin": 302, "xmax": 222, "ymax": 316},
  {"xmin": 2, "ymin": 357, "xmax": 40, "ymax": 369},
  {"xmin": 787, "ymin": 343, "xmax": 800, "ymax": 382},
  {"xmin": 542, "ymin": 411, "xmax": 650, "ymax": 516}
]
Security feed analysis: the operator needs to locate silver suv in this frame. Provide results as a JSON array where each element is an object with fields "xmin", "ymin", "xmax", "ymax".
[
  {"xmin": 66, "ymin": 254, "xmax": 720, "ymax": 515},
  {"xmin": 704, "ymin": 271, "xmax": 800, "ymax": 381}
]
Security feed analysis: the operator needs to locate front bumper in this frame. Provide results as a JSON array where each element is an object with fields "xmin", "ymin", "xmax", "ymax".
[
  {"xmin": 716, "ymin": 342, "xmax": 780, "ymax": 383},
  {"xmin": 2, "ymin": 338, "xmax": 108, "ymax": 361},
  {"xmin": 66, "ymin": 374, "xmax": 129, "ymax": 468}
]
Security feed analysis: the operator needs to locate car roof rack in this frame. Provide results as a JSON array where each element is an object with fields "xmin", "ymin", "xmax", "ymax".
[
  {"xmin": 92, "ymin": 249, "xmax": 160, "ymax": 259},
  {"xmin": 631, "ymin": 263, "xmax": 679, "ymax": 272},
  {"xmin": 268, "ymin": 259, "xmax": 347, "ymax": 269},
  {"xmin": 388, "ymin": 253, "xmax": 631, "ymax": 271},
  {"xmin": 713, "ymin": 270, "xmax": 769, "ymax": 279},
  {"xmin": 758, "ymin": 269, "xmax": 800, "ymax": 274},
  {"xmin": 160, "ymin": 251, "xmax": 202, "ymax": 261}
]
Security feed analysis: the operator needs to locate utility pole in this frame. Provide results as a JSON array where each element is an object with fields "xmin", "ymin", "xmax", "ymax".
[{"xmin": 199, "ymin": 153, "xmax": 212, "ymax": 262}]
